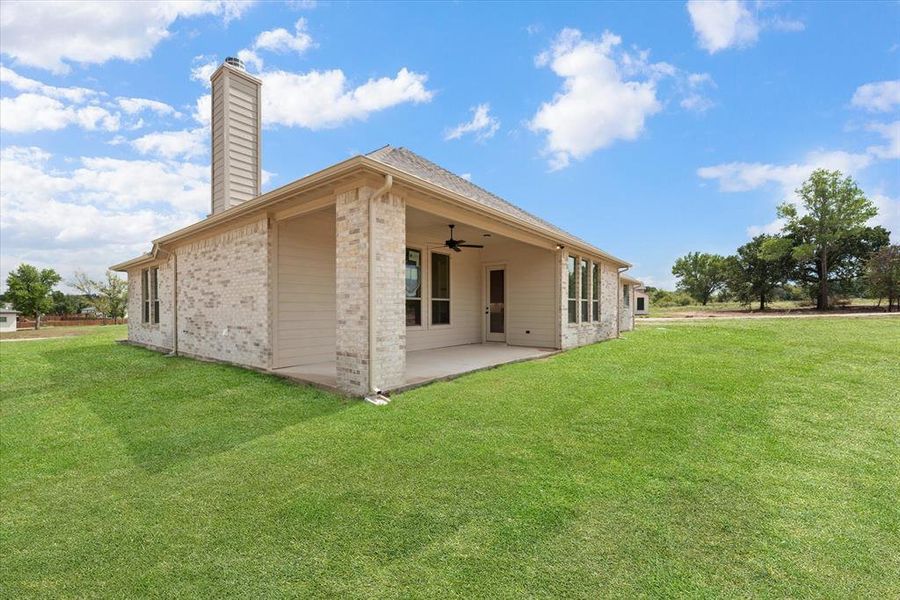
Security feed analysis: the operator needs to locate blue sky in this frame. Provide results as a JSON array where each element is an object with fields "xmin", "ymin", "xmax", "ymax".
[{"xmin": 1, "ymin": 0, "xmax": 898, "ymax": 291}]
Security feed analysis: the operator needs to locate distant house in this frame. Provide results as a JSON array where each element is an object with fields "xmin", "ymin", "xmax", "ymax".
[
  {"xmin": 620, "ymin": 275, "xmax": 644, "ymax": 327},
  {"xmin": 111, "ymin": 57, "xmax": 642, "ymax": 397},
  {"xmin": 634, "ymin": 286, "xmax": 650, "ymax": 316},
  {"xmin": 0, "ymin": 305, "xmax": 19, "ymax": 333}
]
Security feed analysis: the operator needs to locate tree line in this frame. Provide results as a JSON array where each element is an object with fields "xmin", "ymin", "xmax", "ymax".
[
  {"xmin": 2, "ymin": 265, "xmax": 128, "ymax": 329},
  {"xmin": 669, "ymin": 169, "xmax": 898, "ymax": 311}
]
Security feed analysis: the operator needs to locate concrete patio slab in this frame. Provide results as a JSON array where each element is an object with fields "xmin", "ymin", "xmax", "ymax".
[{"xmin": 271, "ymin": 343, "xmax": 556, "ymax": 394}]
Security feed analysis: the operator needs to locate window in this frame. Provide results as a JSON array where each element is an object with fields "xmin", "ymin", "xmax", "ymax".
[
  {"xmin": 567, "ymin": 256, "xmax": 577, "ymax": 323},
  {"xmin": 405, "ymin": 248, "xmax": 422, "ymax": 326},
  {"xmin": 592, "ymin": 262, "xmax": 600, "ymax": 321},
  {"xmin": 150, "ymin": 267, "xmax": 160, "ymax": 324},
  {"xmin": 0, "ymin": 316, "xmax": 7, "ymax": 323},
  {"xmin": 141, "ymin": 268, "xmax": 150, "ymax": 323},
  {"xmin": 431, "ymin": 252, "xmax": 450, "ymax": 325},
  {"xmin": 142, "ymin": 267, "xmax": 159, "ymax": 324},
  {"xmin": 580, "ymin": 258, "xmax": 589, "ymax": 322},
  {"xmin": 637, "ymin": 297, "xmax": 645, "ymax": 311},
  {"xmin": 623, "ymin": 284, "xmax": 630, "ymax": 308}
]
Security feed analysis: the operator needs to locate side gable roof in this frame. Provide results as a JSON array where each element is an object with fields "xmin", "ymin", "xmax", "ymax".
[
  {"xmin": 112, "ymin": 145, "xmax": 632, "ymax": 271},
  {"xmin": 367, "ymin": 145, "xmax": 600, "ymax": 254}
]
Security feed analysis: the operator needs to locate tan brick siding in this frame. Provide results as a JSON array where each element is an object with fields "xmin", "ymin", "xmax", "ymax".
[
  {"xmin": 619, "ymin": 282, "xmax": 635, "ymax": 333},
  {"xmin": 335, "ymin": 186, "xmax": 406, "ymax": 395},
  {"xmin": 558, "ymin": 252, "xmax": 620, "ymax": 349},
  {"xmin": 175, "ymin": 218, "xmax": 270, "ymax": 368},
  {"xmin": 127, "ymin": 257, "xmax": 174, "ymax": 350}
]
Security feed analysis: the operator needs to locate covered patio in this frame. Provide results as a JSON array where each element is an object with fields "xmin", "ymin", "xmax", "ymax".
[{"xmin": 271, "ymin": 342, "xmax": 556, "ymax": 393}]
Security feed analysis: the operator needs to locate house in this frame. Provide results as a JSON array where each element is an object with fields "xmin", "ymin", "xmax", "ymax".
[
  {"xmin": 620, "ymin": 275, "xmax": 644, "ymax": 328},
  {"xmin": 111, "ymin": 58, "xmax": 640, "ymax": 398},
  {"xmin": 0, "ymin": 305, "xmax": 19, "ymax": 333},
  {"xmin": 633, "ymin": 285, "xmax": 650, "ymax": 316}
]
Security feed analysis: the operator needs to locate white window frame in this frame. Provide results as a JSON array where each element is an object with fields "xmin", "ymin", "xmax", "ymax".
[
  {"xmin": 623, "ymin": 284, "xmax": 631, "ymax": 308},
  {"xmin": 592, "ymin": 261, "xmax": 600, "ymax": 321},
  {"xmin": 567, "ymin": 255, "xmax": 577, "ymax": 324},
  {"xmin": 430, "ymin": 250, "xmax": 451, "ymax": 327},
  {"xmin": 141, "ymin": 268, "xmax": 151, "ymax": 324},
  {"xmin": 405, "ymin": 247, "xmax": 423, "ymax": 329},
  {"xmin": 580, "ymin": 258, "xmax": 590, "ymax": 323},
  {"xmin": 150, "ymin": 267, "xmax": 160, "ymax": 324}
]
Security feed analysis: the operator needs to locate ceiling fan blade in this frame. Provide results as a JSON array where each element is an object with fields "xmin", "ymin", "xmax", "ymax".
[
  {"xmin": 458, "ymin": 244, "xmax": 484, "ymax": 248},
  {"xmin": 452, "ymin": 246, "xmax": 462, "ymax": 252},
  {"xmin": 455, "ymin": 239, "xmax": 466, "ymax": 245}
]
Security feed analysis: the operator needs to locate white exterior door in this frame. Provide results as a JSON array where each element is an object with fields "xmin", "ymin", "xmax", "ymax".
[{"xmin": 485, "ymin": 267, "xmax": 506, "ymax": 342}]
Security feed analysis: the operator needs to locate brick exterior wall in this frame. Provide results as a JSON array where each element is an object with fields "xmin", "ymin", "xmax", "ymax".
[
  {"xmin": 557, "ymin": 252, "xmax": 620, "ymax": 350},
  {"xmin": 174, "ymin": 218, "xmax": 271, "ymax": 368},
  {"xmin": 619, "ymin": 282, "xmax": 635, "ymax": 333},
  {"xmin": 127, "ymin": 256, "xmax": 174, "ymax": 350},
  {"xmin": 335, "ymin": 186, "xmax": 406, "ymax": 395}
]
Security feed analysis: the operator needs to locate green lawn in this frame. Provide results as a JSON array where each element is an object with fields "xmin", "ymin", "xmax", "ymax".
[
  {"xmin": 644, "ymin": 297, "xmax": 881, "ymax": 318},
  {"xmin": 2, "ymin": 319, "xmax": 898, "ymax": 598}
]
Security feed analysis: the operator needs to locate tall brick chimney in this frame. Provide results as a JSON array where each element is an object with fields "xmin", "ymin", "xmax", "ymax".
[{"xmin": 209, "ymin": 57, "xmax": 262, "ymax": 215}]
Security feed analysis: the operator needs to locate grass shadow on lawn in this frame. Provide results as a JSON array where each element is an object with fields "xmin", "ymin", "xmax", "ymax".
[{"xmin": 38, "ymin": 342, "xmax": 350, "ymax": 473}]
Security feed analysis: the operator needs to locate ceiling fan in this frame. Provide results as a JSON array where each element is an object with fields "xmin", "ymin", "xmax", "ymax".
[{"xmin": 440, "ymin": 224, "xmax": 484, "ymax": 252}]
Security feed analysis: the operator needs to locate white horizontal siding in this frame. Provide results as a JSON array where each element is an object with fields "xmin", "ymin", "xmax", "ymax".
[
  {"xmin": 481, "ymin": 241, "xmax": 557, "ymax": 348},
  {"xmin": 405, "ymin": 231, "xmax": 482, "ymax": 352},
  {"xmin": 275, "ymin": 209, "xmax": 337, "ymax": 367}
]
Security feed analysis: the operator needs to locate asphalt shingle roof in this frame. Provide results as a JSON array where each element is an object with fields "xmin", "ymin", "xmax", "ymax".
[{"xmin": 366, "ymin": 145, "xmax": 606, "ymax": 254}]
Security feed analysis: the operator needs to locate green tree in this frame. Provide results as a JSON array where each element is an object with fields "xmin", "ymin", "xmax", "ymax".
[
  {"xmin": 867, "ymin": 245, "xmax": 900, "ymax": 311},
  {"xmin": 671, "ymin": 252, "xmax": 727, "ymax": 305},
  {"xmin": 724, "ymin": 235, "xmax": 795, "ymax": 310},
  {"xmin": 50, "ymin": 291, "xmax": 89, "ymax": 316},
  {"xmin": 5, "ymin": 264, "xmax": 62, "ymax": 329},
  {"xmin": 71, "ymin": 271, "xmax": 129, "ymax": 323},
  {"xmin": 778, "ymin": 169, "xmax": 879, "ymax": 309}
]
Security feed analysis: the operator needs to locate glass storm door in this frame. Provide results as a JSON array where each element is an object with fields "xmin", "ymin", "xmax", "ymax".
[{"xmin": 486, "ymin": 268, "xmax": 505, "ymax": 342}]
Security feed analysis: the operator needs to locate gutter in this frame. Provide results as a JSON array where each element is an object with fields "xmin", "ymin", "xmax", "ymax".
[
  {"xmin": 112, "ymin": 154, "xmax": 632, "ymax": 273},
  {"xmin": 365, "ymin": 174, "xmax": 393, "ymax": 406}
]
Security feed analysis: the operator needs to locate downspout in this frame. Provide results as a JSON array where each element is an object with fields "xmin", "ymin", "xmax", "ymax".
[
  {"xmin": 366, "ymin": 174, "xmax": 393, "ymax": 405},
  {"xmin": 172, "ymin": 252, "xmax": 178, "ymax": 355}
]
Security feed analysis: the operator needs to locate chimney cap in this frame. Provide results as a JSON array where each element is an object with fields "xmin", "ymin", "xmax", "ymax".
[{"xmin": 224, "ymin": 56, "xmax": 245, "ymax": 70}]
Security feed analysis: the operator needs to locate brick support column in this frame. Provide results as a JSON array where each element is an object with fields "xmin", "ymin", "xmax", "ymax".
[{"xmin": 335, "ymin": 186, "xmax": 406, "ymax": 395}]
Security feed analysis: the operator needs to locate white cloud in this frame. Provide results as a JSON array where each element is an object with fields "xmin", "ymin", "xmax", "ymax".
[
  {"xmin": 259, "ymin": 67, "xmax": 433, "ymax": 129},
  {"xmin": 851, "ymin": 80, "xmax": 900, "ymax": 113},
  {"xmin": 529, "ymin": 29, "xmax": 661, "ymax": 170},
  {"xmin": 444, "ymin": 103, "xmax": 500, "ymax": 141},
  {"xmin": 680, "ymin": 72, "xmax": 717, "ymax": 113},
  {"xmin": 459, "ymin": 173, "xmax": 473, "ymax": 181},
  {"xmin": 0, "ymin": 0, "xmax": 256, "ymax": 74},
  {"xmin": 870, "ymin": 192, "xmax": 900, "ymax": 237},
  {"xmin": 191, "ymin": 57, "xmax": 219, "ymax": 87},
  {"xmin": 253, "ymin": 18, "xmax": 314, "ymax": 55},
  {"xmin": 116, "ymin": 97, "xmax": 179, "ymax": 117},
  {"xmin": 0, "ymin": 146, "xmax": 206, "ymax": 286},
  {"xmin": 698, "ymin": 143, "xmax": 900, "ymax": 238},
  {"xmin": 236, "ymin": 49, "xmax": 264, "ymax": 72},
  {"xmin": 194, "ymin": 94, "xmax": 212, "ymax": 126},
  {"xmin": 686, "ymin": 0, "xmax": 803, "ymax": 54},
  {"xmin": 0, "ymin": 67, "xmax": 183, "ymax": 132},
  {"xmin": 0, "ymin": 65, "xmax": 96, "ymax": 102},
  {"xmin": 687, "ymin": 0, "xmax": 759, "ymax": 53},
  {"xmin": 131, "ymin": 128, "xmax": 207, "ymax": 159},
  {"xmin": 866, "ymin": 121, "xmax": 900, "ymax": 160},
  {"xmin": 0, "ymin": 93, "xmax": 120, "ymax": 132},
  {"xmin": 698, "ymin": 149, "xmax": 873, "ymax": 196}
]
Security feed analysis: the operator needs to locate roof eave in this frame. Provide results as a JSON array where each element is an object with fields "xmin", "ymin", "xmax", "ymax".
[
  {"xmin": 111, "ymin": 152, "xmax": 633, "ymax": 271},
  {"xmin": 358, "ymin": 156, "xmax": 632, "ymax": 267}
]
